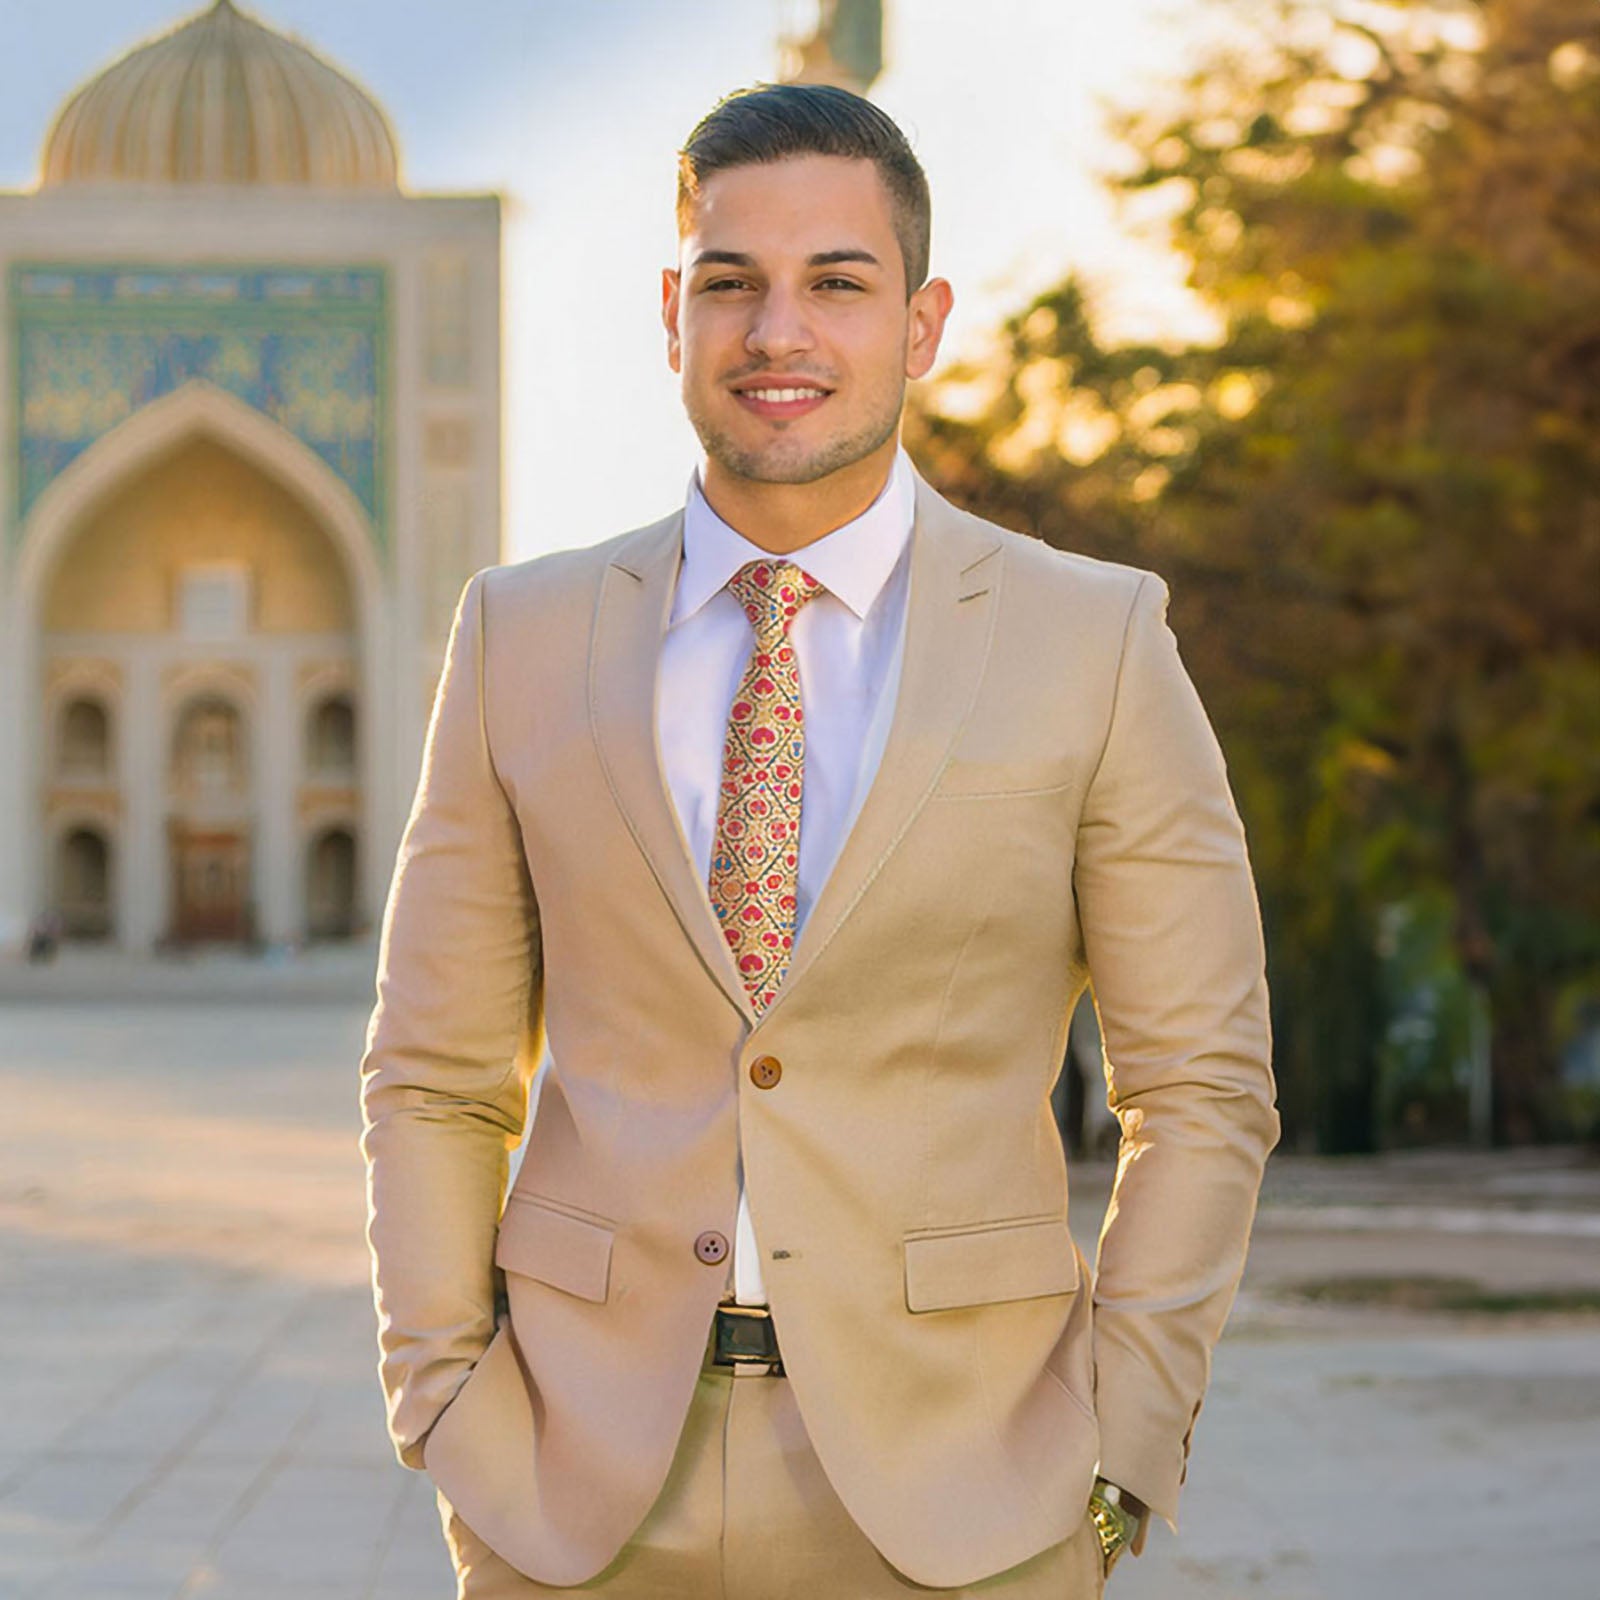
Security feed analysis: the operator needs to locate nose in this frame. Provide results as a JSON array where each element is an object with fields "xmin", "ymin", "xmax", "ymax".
[{"xmin": 744, "ymin": 284, "xmax": 814, "ymax": 362}]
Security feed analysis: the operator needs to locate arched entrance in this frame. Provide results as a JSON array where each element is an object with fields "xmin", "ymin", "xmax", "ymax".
[
  {"xmin": 168, "ymin": 692, "xmax": 252, "ymax": 942},
  {"xmin": 58, "ymin": 697, "xmax": 112, "ymax": 778},
  {"xmin": 8, "ymin": 380, "xmax": 389, "ymax": 950},
  {"xmin": 56, "ymin": 825, "xmax": 113, "ymax": 939},
  {"xmin": 306, "ymin": 826, "xmax": 358, "ymax": 940},
  {"xmin": 306, "ymin": 692, "xmax": 357, "ymax": 778}
]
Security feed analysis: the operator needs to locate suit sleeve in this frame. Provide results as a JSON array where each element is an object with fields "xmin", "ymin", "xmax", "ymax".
[
  {"xmin": 1072, "ymin": 570, "xmax": 1280, "ymax": 1533},
  {"xmin": 359, "ymin": 567, "xmax": 545, "ymax": 1470}
]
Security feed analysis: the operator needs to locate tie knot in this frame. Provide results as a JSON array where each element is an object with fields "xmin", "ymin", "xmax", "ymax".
[{"xmin": 726, "ymin": 559, "xmax": 824, "ymax": 640}]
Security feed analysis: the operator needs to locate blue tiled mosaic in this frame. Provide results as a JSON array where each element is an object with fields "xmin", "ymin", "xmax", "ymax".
[{"xmin": 9, "ymin": 264, "xmax": 388, "ymax": 551}]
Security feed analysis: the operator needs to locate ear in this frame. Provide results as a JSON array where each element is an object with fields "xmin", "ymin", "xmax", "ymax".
[
  {"xmin": 662, "ymin": 267, "xmax": 682, "ymax": 374},
  {"xmin": 904, "ymin": 276, "xmax": 954, "ymax": 382}
]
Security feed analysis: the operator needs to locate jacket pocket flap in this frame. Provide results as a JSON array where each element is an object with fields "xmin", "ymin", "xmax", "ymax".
[
  {"xmin": 495, "ymin": 1195, "xmax": 614, "ymax": 1303},
  {"xmin": 930, "ymin": 756, "xmax": 1077, "ymax": 800},
  {"xmin": 904, "ymin": 1216, "xmax": 1080, "ymax": 1313}
]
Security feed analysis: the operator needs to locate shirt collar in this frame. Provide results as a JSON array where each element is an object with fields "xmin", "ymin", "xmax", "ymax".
[{"xmin": 672, "ymin": 445, "xmax": 915, "ymax": 627}]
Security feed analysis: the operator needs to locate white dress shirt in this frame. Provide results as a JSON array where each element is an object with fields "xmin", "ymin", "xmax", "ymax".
[{"xmin": 655, "ymin": 445, "xmax": 916, "ymax": 1304}]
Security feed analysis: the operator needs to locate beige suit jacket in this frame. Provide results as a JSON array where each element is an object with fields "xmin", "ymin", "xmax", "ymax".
[{"xmin": 359, "ymin": 461, "xmax": 1280, "ymax": 1588}]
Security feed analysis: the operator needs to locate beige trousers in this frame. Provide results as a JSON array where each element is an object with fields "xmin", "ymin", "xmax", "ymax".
[{"xmin": 437, "ymin": 1329, "xmax": 1108, "ymax": 1599}]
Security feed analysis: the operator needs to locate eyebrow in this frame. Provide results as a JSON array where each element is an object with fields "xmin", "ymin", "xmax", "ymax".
[{"xmin": 690, "ymin": 249, "xmax": 883, "ymax": 271}]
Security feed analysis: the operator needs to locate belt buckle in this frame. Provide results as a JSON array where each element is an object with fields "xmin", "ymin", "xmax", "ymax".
[{"xmin": 714, "ymin": 1302, "xmax": 782, "ymax": 1372}]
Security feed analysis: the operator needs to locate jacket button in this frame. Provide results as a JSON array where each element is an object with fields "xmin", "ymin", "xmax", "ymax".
[
  {"xmin": 694, "ymin": 1230, "xmax": 729, "ymax": 1265},
  {"xmin": 749, "ymin": 1054, "xmax": 783, "ymax": 1089}
]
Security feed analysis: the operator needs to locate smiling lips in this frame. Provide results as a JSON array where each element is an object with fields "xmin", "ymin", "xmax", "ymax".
[{"xmin": 734, "ymin": 383, "xmax": 832, "ymax": 421}]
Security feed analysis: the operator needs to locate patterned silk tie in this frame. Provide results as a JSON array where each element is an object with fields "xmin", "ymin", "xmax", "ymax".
[{"xmin": 708, "ymin": 558, "xmax": 826, "ymax": 1014}]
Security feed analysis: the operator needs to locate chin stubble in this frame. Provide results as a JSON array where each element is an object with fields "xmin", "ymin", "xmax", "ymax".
[{"xmin": 686, "ymin": 383, "xmax": 904, "ymax": 486}]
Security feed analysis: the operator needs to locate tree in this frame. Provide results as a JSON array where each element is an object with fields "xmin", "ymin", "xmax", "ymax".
[{"xmin": 909, "ymin": 0, "xmax": 1600, "ymax": 1145}]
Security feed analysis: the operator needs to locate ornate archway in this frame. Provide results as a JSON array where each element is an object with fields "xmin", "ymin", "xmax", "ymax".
[
  {"xmin": 14, "ymin": 378, "xmax": 382, "ymax": 604},
  {"xmin": 2, "ymin": 379, "xmax": 394, "ymax": 949}
]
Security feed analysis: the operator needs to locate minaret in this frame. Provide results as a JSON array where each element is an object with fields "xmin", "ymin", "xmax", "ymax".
[{"xmin": 777, "ymin": 0, "xmax": 884, "ymax": 93}]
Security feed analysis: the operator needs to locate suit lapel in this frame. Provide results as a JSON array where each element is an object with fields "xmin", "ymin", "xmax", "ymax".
[
  {"xmin": 762, "ymin": 464, "xmax": 1001, "ymax": 1022},
  {"xmin": 587, "ymin": 464, "xmax": 1004, "ymax": 1032},
  {"xmin": 589, "ymin": 508, "xmax": 758, "ymax": 1023}
]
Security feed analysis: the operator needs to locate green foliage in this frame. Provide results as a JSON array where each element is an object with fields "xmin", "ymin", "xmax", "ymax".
[
  {"xmin": 908, "ymin": 0, "xmax": 1600, "ymax": 1147},
  {"xmin": 1374, "ymin": 890, "xmax": 1487, "ymax": 1144}
]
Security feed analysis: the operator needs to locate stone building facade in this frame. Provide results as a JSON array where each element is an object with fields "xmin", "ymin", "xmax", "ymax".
[{"xmin": 0, "ymin": 0, "xmax": 501, "ymax": 952}]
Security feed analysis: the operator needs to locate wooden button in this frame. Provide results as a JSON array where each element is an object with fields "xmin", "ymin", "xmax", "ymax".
[
  {"xmin": 749, "ymin": 1054, "xmax": 783, "ymax": 1089},
  {"xmin": 694, "ymin": 1229, "xmax": 729, "ymax": 1265}
]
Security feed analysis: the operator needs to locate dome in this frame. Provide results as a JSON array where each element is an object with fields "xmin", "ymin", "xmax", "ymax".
[{"xmin": 40, "ymin": 0, "xmax": 400, "ymax": 191}]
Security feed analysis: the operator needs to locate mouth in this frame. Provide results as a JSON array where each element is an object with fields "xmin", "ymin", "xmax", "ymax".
[{"xmin": 731, "ymin": 383, "xmax": 833, "ymax": 421}]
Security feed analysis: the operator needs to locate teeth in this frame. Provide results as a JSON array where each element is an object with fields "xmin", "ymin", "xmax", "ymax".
[{"xmin": 744, "ymin": 388, "xmax": 826, "ymax": 402}]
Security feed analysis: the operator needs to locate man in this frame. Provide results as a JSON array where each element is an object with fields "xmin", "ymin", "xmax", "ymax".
[{"xmin": 361, "ymin": 82, "xmax": 1279, "ymax": 1598}]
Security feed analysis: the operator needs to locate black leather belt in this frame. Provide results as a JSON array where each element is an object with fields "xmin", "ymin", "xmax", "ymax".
[{"xmin": 712, "ymin": 1303, "xmax": 783, "ymax": 1371}]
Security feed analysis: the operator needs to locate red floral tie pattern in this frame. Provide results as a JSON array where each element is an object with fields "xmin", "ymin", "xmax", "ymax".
[{"xmin": 708, "ymin": 558, "xmax": 826, "ymax": 1013}]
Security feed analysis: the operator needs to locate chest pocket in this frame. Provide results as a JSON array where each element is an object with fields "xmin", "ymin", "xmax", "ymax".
[{"xmin": 929, "ymin": 755, "xmax": 1077, "ymax": 801}]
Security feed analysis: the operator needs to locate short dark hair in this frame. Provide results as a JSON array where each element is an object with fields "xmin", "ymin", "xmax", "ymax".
[{"xmin": 676, "ymin": 83, "xmax": 931, "ymax": 299}]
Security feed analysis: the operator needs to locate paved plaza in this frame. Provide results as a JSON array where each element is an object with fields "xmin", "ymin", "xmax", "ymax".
[{"xmin": 2, "ymin": 945, "xmax": 1599, "ymax": 1598}]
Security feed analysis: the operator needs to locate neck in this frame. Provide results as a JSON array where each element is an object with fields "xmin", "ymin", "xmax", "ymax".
[{"xmin": 699, "ymin": 435, "xmax": 899, "ymax": 554}]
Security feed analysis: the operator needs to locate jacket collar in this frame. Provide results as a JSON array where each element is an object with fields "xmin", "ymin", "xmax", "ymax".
[
  {"xmin": 673, "ymin": 445, "xmax": 916, "ymax": 625},
  {"xmin": 589, "ymin": 456, "xmax": 1003, "ymax": 1028}
]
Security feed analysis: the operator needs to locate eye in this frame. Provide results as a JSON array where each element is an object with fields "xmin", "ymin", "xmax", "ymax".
[
  {"xmin": 702, "ymin": 277, "xmax": 751, "ymax": 292},
  {"xmin": 817, "ymin": 277, "xmax": 865, "ymax": 291}
]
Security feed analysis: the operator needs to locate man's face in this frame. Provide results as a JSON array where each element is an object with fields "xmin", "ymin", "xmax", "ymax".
[{"xmin": 663, "ymin": 154, "xmax": 951, "ymax": 486}]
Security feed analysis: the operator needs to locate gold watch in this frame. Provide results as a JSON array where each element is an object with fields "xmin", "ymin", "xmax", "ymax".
[{"xmin": 1088, "ymin": 1476, "xmax": 1141, "ymax": 1575}]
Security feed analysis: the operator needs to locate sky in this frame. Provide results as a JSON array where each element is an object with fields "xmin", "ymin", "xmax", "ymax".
[{"xmin": 1, "ymin": 0, "xmax": 1219, "ymax": 562}]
